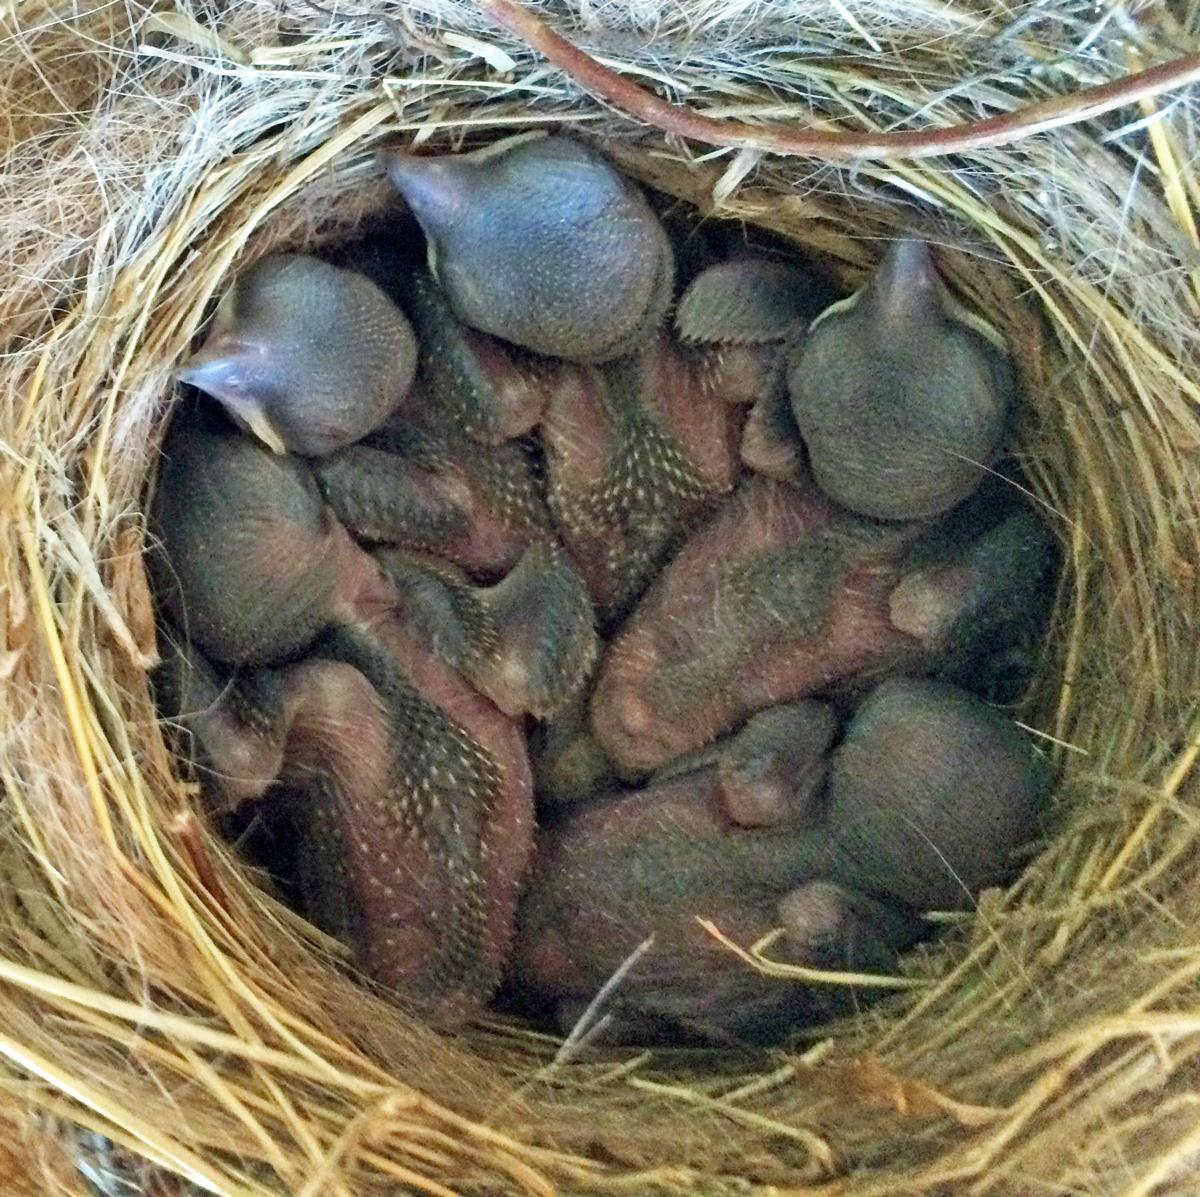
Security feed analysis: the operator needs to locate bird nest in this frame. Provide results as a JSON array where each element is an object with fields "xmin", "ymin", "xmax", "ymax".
[{"xmin": 2, "ymin": 2, "xmax": 1199, "ymax": 1195}]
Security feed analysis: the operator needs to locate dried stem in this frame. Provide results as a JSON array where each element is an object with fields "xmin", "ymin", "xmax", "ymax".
[{"xmin": 477, "ymin": 0, "xmax": 1200, "ymax": 160}]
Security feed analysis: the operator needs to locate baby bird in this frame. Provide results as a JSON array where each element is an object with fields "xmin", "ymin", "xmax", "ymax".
[
  {"xmin": 673, "ymin": 254, "xmax": 824, "ymax": 485},
  {"xmin": 645, "ymin": 698, "xmax": 837, "ymax": 830},
  {"xmin": 591, "ymin": 471, "xmax": 1054, "ymax": 776},
  {"xmin": 540, "ymin": 342, "xmax": 740, "ymax": 624},
  {"xmin": 151, "ymin": 411, "xmax": 536, "ymax": 1021},
  {"xmin": 386, "ymin": 134, "xmax": 674, "ymax": 363},
  {"xmin": 788, "ymin": 238, "xmax": 1015, "ymax": 521},
  {"xmin": 534, "ymin": 256, "xmax": 817, "ymax": 622},
  {"xmin": 713, "ymin": 701, "xmax": 838, "ymax": 828},
  {"xmin": 508, "ymin": 715, "xmax": 919, "ymax": 1044},
  {"xmin": 150, "ymin": 413, "xmax": 353, "ymax": 667},
  {"xmin": 400, "ymin": 269, "xmax": 556, "ymax": 446},
  {"xmin": 162, "ymin": 643, "xmax": 533, "ymax": 1026},
  {"xmin": 590, "ymin": 474, "xmax": 923, "ymax": 775},
  {"xmin": 889, "ymin": 483, "xmax": 1058, "ymax": 698},
  {"xmin": 178, "ymin": 254, "xmax": 417, "ymax": 457},
  {"xmin": 509, "ymin": 680, "xmax": 1043, "ymax": 1043},
  {"xmin": 299, "ymin": 616, "xmax": 534, "ymax": 1025}
]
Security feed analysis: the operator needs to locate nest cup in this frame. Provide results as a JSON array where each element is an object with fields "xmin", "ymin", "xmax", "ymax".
[{"xmin": 3, "ymin": 3, "xmax": 1200, "ymax": 1194}]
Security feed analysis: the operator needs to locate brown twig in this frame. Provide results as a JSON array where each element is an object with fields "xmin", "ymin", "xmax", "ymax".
[{"xmin": 476, "ymin": 0, "xmax": 1200, "ymax": 161}]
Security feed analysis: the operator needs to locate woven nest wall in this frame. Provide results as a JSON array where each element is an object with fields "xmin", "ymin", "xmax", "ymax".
[{"xmin": 2, "ymin": 2, "xmax": 1200, "ymax": 1194}]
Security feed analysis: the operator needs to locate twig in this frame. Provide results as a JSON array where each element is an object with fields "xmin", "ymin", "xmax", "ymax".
[
  {"xmin": 698, "ymin": 919, "xmax": 927, "ymax": 989},
  {"xmin": 625, "ymin": 1076, "xmax": 841, "ymax": 1173},
  {"xmin": 548, "ymin": 936, "xmax": 653, "ymax": 1069},
  {"xmin": 477, "ymin": 0, "xmax": 1200, "ymax": 161}
]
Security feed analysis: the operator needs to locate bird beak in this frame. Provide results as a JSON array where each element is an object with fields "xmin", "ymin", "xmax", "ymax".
[
  {"xmin": 862, "ymin": 238, "xmax": 941, "ymax": 332},
  {"xmin": 223, "ymin": 396, "xmax": 289, "ymax": 457},
  {"xmin": 176, "ymin": 357, "xmax": 289, "ymax": 456},
  {"xmin": 385, "ymin": 152, "xmax": 471, "ymax": 233}
]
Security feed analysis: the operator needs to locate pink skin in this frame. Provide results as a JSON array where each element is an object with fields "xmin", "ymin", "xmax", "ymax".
[
  {"xmin": 511, "ymin": 769, "xmax": 787, "ymax": 1012},
  {"xmin": 452, "ymin": 325, "xmax": 555, "ymax": 443},
  {"xmin": 590, "ymin": 474, "xmax": 928, "ymax": 774},
  {"xmin": 440, "ymin": 449, "xmax": 547, "ymax": 577},
  {"xmin": 635, "ymin": 333, "xmax": 743, "ymax": 493},
  {"xmin": 360, "ymin": 617, "xmax": 534, "ymax": 1020},
  {"xmin": 314, "ymin": 531, "xmax": 535, "ymax": 1017},
  {"xmin": 314, "ymin": 381, "xmax": 546, "ymax": 580},
  {"xmin": 686, "ymin": 341, "xmax": 785, "ymax": 409},
  {"xmin": 539, "ymin": 340, "xmax": 740, "ymax": 619},
  {"xmin": 539, "ymin": 361, "xmax": 616, "ymax": 604}
]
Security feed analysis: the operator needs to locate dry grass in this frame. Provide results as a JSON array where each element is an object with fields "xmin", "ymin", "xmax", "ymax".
[{"xmin": 1, "ymin": 1, "xmax": 1199, "ymax": 1193}]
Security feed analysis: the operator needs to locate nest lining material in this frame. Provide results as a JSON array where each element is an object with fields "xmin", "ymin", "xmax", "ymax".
[{"xmin": 1, "ymin": 1, "xmax": 1199, "ymax": 1194}]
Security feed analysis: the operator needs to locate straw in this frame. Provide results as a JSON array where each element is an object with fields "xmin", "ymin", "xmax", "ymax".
[{"xmin": 1, "ymin": 1, "xmax": 1198, "ymax": 1193}]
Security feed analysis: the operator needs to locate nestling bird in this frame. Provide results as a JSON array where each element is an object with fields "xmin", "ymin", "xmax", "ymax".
[
  {"xmin": 590, "ymin": 473, "xmax": 923, "ymax": 774},
  {"xmin": 151, "ymin": 411, "xmax": 535, "ymax": 1023},
  {"xmin": 888, "ymin": 482, "xmax": 1057, "ymax": 698},
  {"xmin": 509, "ymin": 679, "xmax": 1043, "ymax": 1042},
  {"xmin": 399, "ymin": 269, "xmax": 557, "ymax": 446},
  {"xmin": 150, "ymin": 414, "xmax": 354, "ymax": 667},
  {"xmin": 162, "ymin": 642, "xmax": 534, "ymax": 1026},
  {"xmin": 591, "ymin": 471, "xmax": 1054, "ymax": 775},
  {"xmin": 713, "ymin": 700, "xmax": 838, "ymax": 828},
  {"xmin": 302, "ymin": 615, "xmax": 534, "ymax": 1025},
  {"xmin": 507, "ymin": 746, "xmax": 918, "ymax": 1044},
  {"xmin": 788, "ymin": 238, "xmax": 1015, "ymax": 521},
  {"xmin": 672, "ymin": 254, "xmax": 824, "ymax": 484},
  {"xmin": 540, "ymin": 340, "xmax": 740, "ymax": 624},
  {"xmin": 177, "ymin": 254, "xmax": 418, "ymax": 457},
  {"xmin": 386, "ymin": 134, "xmax": 674, "ymax": 362},
  {"xmin": 676, "ymin": 255, "xmax": 816, "ymax": 347}
]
